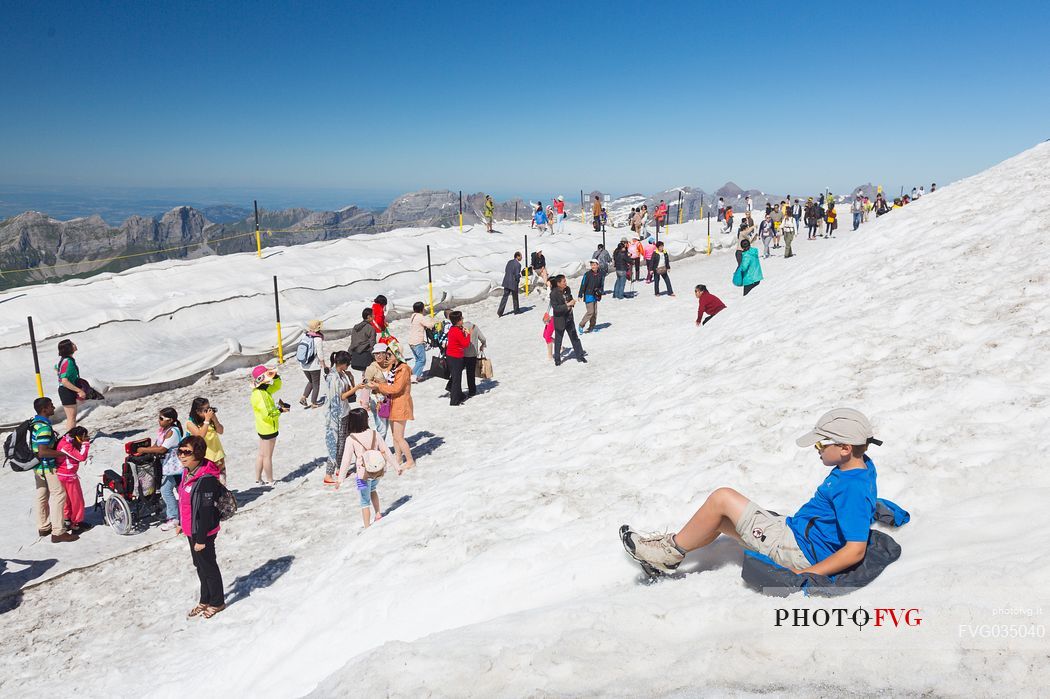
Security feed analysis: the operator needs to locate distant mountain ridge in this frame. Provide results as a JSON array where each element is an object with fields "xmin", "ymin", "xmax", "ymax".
[{"xmin": 0, "ymin": 183, "xmax": 872, "ymax": 289}]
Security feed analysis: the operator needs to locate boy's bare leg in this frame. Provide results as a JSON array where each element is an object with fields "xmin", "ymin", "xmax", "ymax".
[{"xmin": 675, "ymin": 487, "xmax": 749, "ymax": 551}]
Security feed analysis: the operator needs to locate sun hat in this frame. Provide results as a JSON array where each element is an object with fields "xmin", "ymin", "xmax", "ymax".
[
  {"xmin": 251, "ymin": 365, "xmax": 276, "ymax": 385},
  {"xmin": 558, "ymin": 195, "xmax": 564, "ymax": 201},
  {"xmin": 589, "ymin": 258, "xmax": 599, "ymax": 265},
  {"xmin": 795, "ymin": 408, "xmax": 883, "ymax": 447},
  {"xmin": 307, "ymin": 319, "xmax": 322, "ymax": 332},
  {"xmin": 371, "ymin": 343, "xmax": 389, "ymax": 354}
]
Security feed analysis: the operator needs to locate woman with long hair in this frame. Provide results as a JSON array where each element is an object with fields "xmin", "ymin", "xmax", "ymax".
[
  {"xmin": 186, "ymin": 396, "xmax": 226, "ymax": 485},
  {"xmin": 136, "ymin": 407, "xmax": 185, "ymax": 530},
  {"xmin": 55, "ymin": 339, "xmax": 86, "ymax": 432},
  {"xmin": 323, "ymin": 351, "xmax": 358, "ymax": 486}
]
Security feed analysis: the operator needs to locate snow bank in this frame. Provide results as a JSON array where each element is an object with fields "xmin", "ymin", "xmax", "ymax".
[{"xmin": 0, "ymin": 219, "xmax": 730, "ymax": 425}]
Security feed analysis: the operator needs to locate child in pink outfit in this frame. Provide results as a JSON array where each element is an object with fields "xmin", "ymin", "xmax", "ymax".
[
  {"xmin": 543, "ymin": 316, "xmax": 555, "ymax": 361},
  {"xmin": 55, "ymin": 427, "xmax": 90, "ymax": 530}
]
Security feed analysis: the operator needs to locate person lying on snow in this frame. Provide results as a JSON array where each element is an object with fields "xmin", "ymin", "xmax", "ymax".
[{"xmin": 622, "ymin": 408, "xmax": 882, "ymax": 576}]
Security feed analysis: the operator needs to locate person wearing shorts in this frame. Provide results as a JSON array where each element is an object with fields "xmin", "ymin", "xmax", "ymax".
[
  {"xmin": 55, "ymin": 339, "xmax": 86, "ymax": 432},
  {"xmin": 622, "ymin": 408, "xmax": 882, "ymax": 576},
  {"xmin": 732, "ymin": 501, "xmax": 810, "ymax": 571}
]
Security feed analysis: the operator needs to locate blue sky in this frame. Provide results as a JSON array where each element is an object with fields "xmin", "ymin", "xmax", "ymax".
[{"xmin": 2, "ymin": 0, "xmax": 1048, "ymax": 203}]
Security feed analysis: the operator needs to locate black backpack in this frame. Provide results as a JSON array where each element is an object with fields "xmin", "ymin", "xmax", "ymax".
[{"xmin": 3, "ymin": 419, "xmax": 41, "ymax": 472}]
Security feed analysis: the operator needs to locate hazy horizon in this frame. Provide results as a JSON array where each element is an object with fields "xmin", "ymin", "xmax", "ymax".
[{"xmin": 3, "ymin": 1, "xmax": 1047, "ymax": 204}]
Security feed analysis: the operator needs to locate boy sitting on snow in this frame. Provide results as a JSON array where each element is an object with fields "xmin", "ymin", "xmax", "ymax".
[{"xmin": 622, "ymin": 408, "xmax": 881, "ymax": 576}]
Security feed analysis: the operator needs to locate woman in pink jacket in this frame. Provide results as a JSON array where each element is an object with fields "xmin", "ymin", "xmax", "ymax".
[
  {"xmin": 642, "ymin": 237, "xmax": 657, "ymax": 283},
  {"xmin": 176, "ymin": 435, "xmax": 226, "ymax": 619},
  {"xmin": 55, "ymin": 426, "xmax": 91, "ymax": 533}
]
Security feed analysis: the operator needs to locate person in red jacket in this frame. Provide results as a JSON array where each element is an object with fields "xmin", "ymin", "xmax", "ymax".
[
  {"xmin": 370, "ymin": 295, "xmax": 388, "ymax": 336},
  {"xmin": 444, "ymin": 310, "xmax": 472, "ymax": 406},
  {"xmin": 654, "ymin": 200, "xmax": 668, "ymax": 236},
  {"xmin": 695, "ymin": 284, "xmax": 726, "ymax": 326}
]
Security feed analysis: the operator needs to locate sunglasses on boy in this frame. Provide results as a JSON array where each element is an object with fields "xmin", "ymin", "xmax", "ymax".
[{"xmin": 814, "ymin": 440, "xmax": 844, "ymax": 452}]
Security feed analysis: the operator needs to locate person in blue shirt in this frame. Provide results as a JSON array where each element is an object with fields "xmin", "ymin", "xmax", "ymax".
[
  {"xmin": 577, "ymin": 260, "xmax": 603, "ymax": 333},
  {"xmin": 533, "ymin": 203, "xmax": 549, "ymax": 234},
  {"xmin": 622, "ymin": 408, "xmax": 881, "ymax": 576}
]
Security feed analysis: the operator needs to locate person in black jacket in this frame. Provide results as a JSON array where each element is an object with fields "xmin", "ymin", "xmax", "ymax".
[
  {"xmin": 612, "ymin": 239, "xmax": 629, "ymax": 299},
  {"xmin": 531, "ymin": 249, "xmax": 548, "ymax": 286},
  {"xmin": 577, "ymin": 260, "xmax": 604, "ymax": 333},
  {"xmin": 349, "ymin": 308, "xmax": 376, "ymax": 370},
  {"xmin": 176, "ymin": 435, "xmax": 226, "ymax": 618},
  {"xmin": 651, "ymin": 241, "xmax": 674, "ymax": 297},
  {"xmin": 550, "ymin": 275, "xmax": 586, "ymax": 365},
  {"xmin": 498, "ymin": 252, "xmax": 523, "ymax": 317}
]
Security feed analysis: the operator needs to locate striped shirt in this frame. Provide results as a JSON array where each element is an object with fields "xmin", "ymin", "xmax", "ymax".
[{"xmin": 30, "ymin": 416, "xmax": 57, "ymax": 472}]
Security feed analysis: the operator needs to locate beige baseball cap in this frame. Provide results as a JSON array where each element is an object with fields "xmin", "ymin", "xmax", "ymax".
[{"xmin": 795, "ymin": 408, "xmax": 882, "ymax": 447}]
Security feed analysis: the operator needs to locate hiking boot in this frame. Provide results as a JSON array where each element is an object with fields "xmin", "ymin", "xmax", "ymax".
[
  {"xmin": 622, "ymin": 529, "xmax": 684, "ymax": 572},
  {"xmin": 51, "ymin": 532, "xmax": 80, "ymax": 543}
]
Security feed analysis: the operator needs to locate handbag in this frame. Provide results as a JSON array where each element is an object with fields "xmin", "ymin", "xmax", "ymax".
[
  {"xmin": 216, "ymin": 484, "xmax": 238, "ymax": 521},
  {"xmin": 429, "ymin": 355, "xmax": 450, "ymax": 380},
  {"xmin": 377, "ymin": 399, "xmax": 391, "ymax": 419},
  {"xmin": 542, "ymin": 303, "xmax": 552, "ymax": 324},
  {"xmin": 475, "ymin": 354, "xmax": 494, "ymax": 380},
  {"xmin": 75, "ymin": 378, "xmax": 104, "ymax": 401}
]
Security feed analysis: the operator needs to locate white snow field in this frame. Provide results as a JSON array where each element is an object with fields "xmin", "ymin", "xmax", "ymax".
[
  {"xmin": 0, "ymin": 214, "xmax": 728, "ymax": 426},
  {"xmin": 2, "ymin": 143, "xmax": 1049, "ymax": 697}
]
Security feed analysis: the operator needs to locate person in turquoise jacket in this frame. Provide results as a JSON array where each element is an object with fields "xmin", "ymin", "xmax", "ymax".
[
  {"xmin": 250, "ymin": 365, "xmax": 289, "ymax": 486},
  {"xmin": 732, "ymin": 239, "xmax": 763, "ymax": 296}
]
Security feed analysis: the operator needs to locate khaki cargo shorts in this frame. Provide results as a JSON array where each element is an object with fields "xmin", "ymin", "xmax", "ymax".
[{"xmin": 734, "ymin": 501, "xmax": 812, "ymax": 571}]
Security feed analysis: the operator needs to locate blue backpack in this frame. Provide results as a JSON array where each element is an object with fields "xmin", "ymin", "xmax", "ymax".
[{"xmin": 296, "ymin": 335, "xmax": 316, "ymax": 367}]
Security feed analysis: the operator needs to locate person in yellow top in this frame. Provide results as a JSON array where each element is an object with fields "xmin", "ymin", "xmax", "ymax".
[
  {"xmin": 250, "ymin": 365, "xmax": 289, "ymax": 486},
  {"xmin": 187, "ymin": 396, "xmax": 227, "ymax": 485}
]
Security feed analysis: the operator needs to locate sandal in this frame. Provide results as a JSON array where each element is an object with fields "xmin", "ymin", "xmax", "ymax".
[
  {"xmin": 202, "ymin": 604, "xmax": 226, "ymax": 619},
  {"xmin": 187, "ymin": 603, "xmax": 208, "ymax": 618}
]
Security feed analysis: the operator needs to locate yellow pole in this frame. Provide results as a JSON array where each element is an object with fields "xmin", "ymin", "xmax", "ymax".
[
  {"xmin": 254, "ymin": 200, "xmax": 262, "ymax": 258},
  {"xmin": 524, "ymin": 234, "xmax": 530, "ymax": 296},
  {"xmin": 426, "ymin": 245, "xmax": 435, "ymax": 316},
  {"xmin": 459, "ymin": 212, "xmax": 463, "ymax": 233},
  {"xmin": 272, "ymin": 276, "xmax": 284, "ymax": 363},
  {"xmin": 28, "ymin": 316, "xmax": 44, "ymax": 397}
]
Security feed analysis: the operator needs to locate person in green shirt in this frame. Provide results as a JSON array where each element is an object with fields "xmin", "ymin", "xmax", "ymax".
[
  {"xmin": 250, "ymin": 365, "xmax": 289, "ymax": 486},
  {"xmin": 55, "ymin": 339, "xmax": 86, "ymax": 433},
  {"xmin": 484, "ymin": 195, "xmax": 495, "ymax": 233}
]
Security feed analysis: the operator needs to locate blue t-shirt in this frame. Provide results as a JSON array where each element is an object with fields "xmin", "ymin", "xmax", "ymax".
[
  {"xmin": 534, "ymin": 210, "xmax": 548, "ymax": 225},
  {"xmin": 786, "ymin": 457, "xmax": 878, "ymax": 565}
]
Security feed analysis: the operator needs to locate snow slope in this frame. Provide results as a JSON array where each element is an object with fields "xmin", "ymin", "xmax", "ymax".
[
  {"xmin": 0, "ymin": 218, "xmax": 730, "ymax": 425},
  {"xmin": 2, "ymin": 143, "xmax": 1049, "ymax": 697}
]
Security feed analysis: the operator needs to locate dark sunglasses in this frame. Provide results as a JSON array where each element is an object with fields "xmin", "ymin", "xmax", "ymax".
[{"xmin": 176, "ymin": 448, "xmax": 194, "ymax": 456}]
